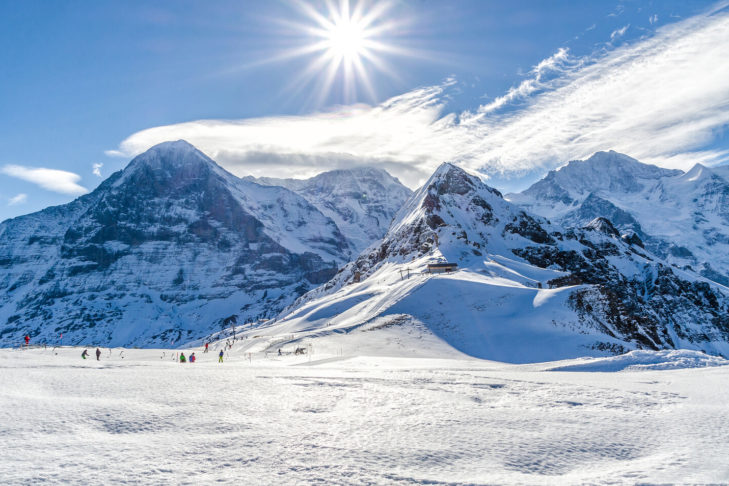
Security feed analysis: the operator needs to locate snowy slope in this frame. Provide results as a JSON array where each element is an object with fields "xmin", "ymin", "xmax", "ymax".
[
  {"xmin": 227, "ymin": 162, "xmax": 729, "ymax": 363},
  {"xmin": 548, "ymin": 349, "xmax": 729, "ymax": 372},
  {"xmin": 0, "ymin": 141, "xmax": 351, "ymax": 347},
  {"xmin": 3, "ymin": 347, "xmax": 729, "ymax": 484},
  {"xmin": 508, "ymin": 150, "xmax": 729, "ymax": 286},
  {"xmin": 245, "ymin": 167, "xmax": 412, "ymax": 254}
]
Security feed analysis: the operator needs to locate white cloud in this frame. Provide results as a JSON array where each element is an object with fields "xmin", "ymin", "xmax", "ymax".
[
  {"xmin": 478, "ymin": 48, "xmax": 583, "ymax": 114},
  {"xmin": 92, "ymin": 163, "xmax": 103, "ymax": 177},
  {"xmin": 1, "ymin": 165, "xmax": 88, "ymax": 195},
  {"xmin": 7, "ymin": 193, "xmax": 27, "ymax": 206},
  {"xmin": 649, "ymin": 14, "xmax": 659, "ymax": 25},
  {"xmin": 610, "ymin": 24, "xmax": 630, "ymax": 41},
  {"xmin": 107, "ymin": 3, "xmax": 729, "ymax": 188},
  {"xmin": 107, "ymin": 84, "xmax": 454, "ymax": 186}
]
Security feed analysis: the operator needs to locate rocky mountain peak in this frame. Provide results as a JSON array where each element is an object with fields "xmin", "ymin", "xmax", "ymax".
[
  {"xmin": 425, "ymin": 163, "xmax": 498, "ymax": 198},
  {"xmin": 680, "ymin": 162, "xmax": 713, "ymax": 183},
  {"xmin": 516, "ymin": 151, "xmax": 683, "ymax": 205},
  {"xmin": 116, "ymin": 140, "xmax": 221, "ymax": 189},
  {"xmin": 583, "ymin": 217, "xmax": 620, "ymax": 238}
]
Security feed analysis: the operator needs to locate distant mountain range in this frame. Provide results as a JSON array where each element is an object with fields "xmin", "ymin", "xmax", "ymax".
[
  {"xmin": 508, "ymin": 150, "xmax": 729, "ymax": 286},
  {"xmin": 0, "ymin": 141, "xmax": 410, "ymax": 346},
  {"xmin": 2, "ymin": 143, "xmax": 728, "ymax": 360}
]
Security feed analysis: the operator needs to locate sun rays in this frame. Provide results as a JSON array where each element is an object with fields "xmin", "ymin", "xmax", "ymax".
[{"xmin": 278, "ymin": 0, "xmax": 412, "ymax": 106}]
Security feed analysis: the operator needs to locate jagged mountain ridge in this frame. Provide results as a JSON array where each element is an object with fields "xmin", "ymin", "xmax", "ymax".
[
  {"xmin": 508, "ymin": 150, "xmax": 729, "ymax": 286},
  {"xmin": 245, "ymin": 167, "xmax": 412, "ymax": 254},
  {"xmin": 250, "ymin": 162, "xmax": 729, "ymax": 362},
  {"xmin": 0, "ymin": 141, "xmax": 355, "ymax": 346}
]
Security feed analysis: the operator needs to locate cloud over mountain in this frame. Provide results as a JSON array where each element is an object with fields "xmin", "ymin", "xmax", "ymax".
[{"xmin": 107, "ymin": 3, "xmax": 729, "ymax": 187}]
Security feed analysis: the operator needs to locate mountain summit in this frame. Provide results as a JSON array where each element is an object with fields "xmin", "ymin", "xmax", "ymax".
[{"xmin": 0, "ymin": 141, "xmax": 352, "ymax": 346}]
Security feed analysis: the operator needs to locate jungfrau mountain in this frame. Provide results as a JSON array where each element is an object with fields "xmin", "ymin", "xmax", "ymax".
[
  {"xmin": 0, "ymin": 140, "xmax": 408, "ymax": 347},
  {"xmin": 243, "ymin": 162, "xmax": 729, "ymax": 362},
  {"xmin": 508, "ymin": 150, "xmax": 729, "ymax": 286}
]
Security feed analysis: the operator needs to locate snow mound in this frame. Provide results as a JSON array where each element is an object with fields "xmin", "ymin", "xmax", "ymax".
[{"xmin": 549, "ymin": 349, "xmax": 729, "ymax": 372}]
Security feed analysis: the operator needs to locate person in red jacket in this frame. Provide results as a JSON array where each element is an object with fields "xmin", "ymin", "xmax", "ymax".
[
  {"xmin": 190, "ymin": 352, "xmax": 196, "ymax": 363},
  {"xmin": 204, "ymin": 342, "xmax": 209, "ymax": 353},
  {"xmin": 24, "ymin": 335, "xmax": 29, "ymax": 347}
]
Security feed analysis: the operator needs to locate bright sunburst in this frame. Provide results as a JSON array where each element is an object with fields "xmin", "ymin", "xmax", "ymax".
[
  {"xmin": 281, "ymin": 0, "xmax": 412, "ymax": 105},
  {"xmin": 325, "ymin": 13, "xmax": 367, "ymax": 61}
]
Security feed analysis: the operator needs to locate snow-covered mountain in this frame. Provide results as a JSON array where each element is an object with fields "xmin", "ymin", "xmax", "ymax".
[
  {"xmin": 508, "ymin": 151, "xmax": 729, "ymax": 286},
  {"xmin": 245, "ymin": 167, "xmax": 412, "ymax": 254},
  {"xmin": 232, "ymin": 162, "xmax": 729, "ymax": 363},
  {"xmin": 0, "ymin": 140, "xmax": 353, "ymax": 347}
]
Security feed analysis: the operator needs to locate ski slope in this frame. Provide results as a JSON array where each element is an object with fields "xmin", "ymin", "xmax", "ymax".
[
  {"xmin": 1, "ymin": 346, "xmax": 728, "ymax": 484},
  {"xmin": 227, "ymin": 255, "xmax": 627, "ymax": 364}
]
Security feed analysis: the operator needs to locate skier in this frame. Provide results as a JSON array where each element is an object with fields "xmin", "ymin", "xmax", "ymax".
[
  {"xmin": 278, "ymin": 348, "xmax": 282, "ymax": 356},
  {"xmin": 95, "ymin": 348, "xmax": 101, "ymax": 361},
  {"xmin": 24, "ymin": 335, "xmax": 29, "ymax": 347},
  {"xmin": 204, "ymin": 342, "xmax": 209, "ymax": 353},
  {"xmin": 180, "ymin": 353, "xmax": 187, "ymax": 363},
  {"xmin": 81, "ymin": 349, "xmax": 89, "ymax": 359},
  {"xmin": 218, "ymin": 349, "xmax": 224, "ymax": 363},
  {"xmin": 190, "ymin": 352, "xmax": 196, "ymax": 363}
]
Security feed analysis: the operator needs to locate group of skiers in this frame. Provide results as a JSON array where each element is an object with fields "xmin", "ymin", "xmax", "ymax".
[
  {"xmin": 178, "ymin": 348, "xmax": 225, "ymax": 363},
  {"xmin": 81, "ymin": 348, "xmax": 102, "ymax": 360},
  {"xmin": 74, "ymin": 341, "xmax": 225, "ymax": 363}
]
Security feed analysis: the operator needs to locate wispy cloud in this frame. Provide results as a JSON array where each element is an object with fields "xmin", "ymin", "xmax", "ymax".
[
  {"xmin": 478, "ymin": 48, "xmax": 583, "ymax": 115},
  {"xmin": 610, "ymin": 24, "xmax": 630, "ymax": 41},
  {"xmin": 1, "ymin": 165, "xmax": 88, "ymax": 195},
  {"xmin": 649, "ymin": 14, "xmax": 659, "ymax": 25},
  {"xmin": 107, "ymin": 3, "xmax": 729, "ymax": 188},
  {"xmin": 7, "ymin": 193, "xmax": 27, "ymax": 206},
  {"xmin": 92, "ymin": 163, "xmax": 103, "ymax": 177}
]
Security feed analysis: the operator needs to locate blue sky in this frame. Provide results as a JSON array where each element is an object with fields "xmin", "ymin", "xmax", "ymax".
[{"xmin": 1, "ymin": 0, "xmax": 727, "ymax": 221}]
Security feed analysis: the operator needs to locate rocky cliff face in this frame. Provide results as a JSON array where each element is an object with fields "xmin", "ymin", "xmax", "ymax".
[{"xmin": 0, "ymin": 141, "xmax": 350, "ymax": 347}]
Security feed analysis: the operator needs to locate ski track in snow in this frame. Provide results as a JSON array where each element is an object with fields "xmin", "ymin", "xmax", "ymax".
[{"xmin": 2, "ymin": 348, "xmax": 728, "ymax": 485}]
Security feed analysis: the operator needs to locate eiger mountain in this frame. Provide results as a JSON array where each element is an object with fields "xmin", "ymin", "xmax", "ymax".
[
  {"xmin": 254, "ymin": 163, "xmax": 729, "ymax": 362},
  {"xmin": 244, "ymin": 167, "xmax": 412, "ymax": 254},
  {"xmin": 0, "ymin": 141, "xmax": 407, "ymax": 346},
  {"xmin": 508, "ymin": 150, "xmax": 729, "ymax": 286}
]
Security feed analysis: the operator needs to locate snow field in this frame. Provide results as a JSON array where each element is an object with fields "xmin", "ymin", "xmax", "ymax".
[{"xmin": 2, "ymin": 347, "xmax": 728, "ymax": 484}]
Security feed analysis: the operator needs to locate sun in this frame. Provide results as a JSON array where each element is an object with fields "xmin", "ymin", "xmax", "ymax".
[
  {"xmin": 326, "ymin": 16, "xmax": 367, "ymax": 61},
  {"xmin": 279, "ymin": 0, "xmax": 412, "ymax": 105}
]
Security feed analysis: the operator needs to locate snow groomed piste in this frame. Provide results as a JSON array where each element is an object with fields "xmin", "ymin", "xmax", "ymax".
[{"xmin": 1, "ymin": 345, "xmax": 728, "ymax": 484}]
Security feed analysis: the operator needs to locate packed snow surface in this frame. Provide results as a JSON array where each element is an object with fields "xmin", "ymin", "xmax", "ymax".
[
  {"xmin": 2, "ymin": 346, "xmax": 728, "ymax": 484},
  {"xmin": 548, "ymin": 349, "xmax": 729, "ymax": 372}
]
